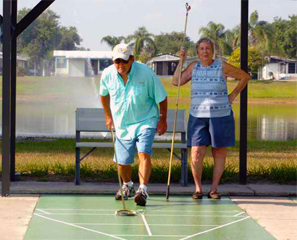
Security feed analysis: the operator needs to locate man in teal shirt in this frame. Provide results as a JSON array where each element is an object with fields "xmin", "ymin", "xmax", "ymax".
[{"xmin": 100, "ymin": 43, "xmax": 167, "ymax": 206}]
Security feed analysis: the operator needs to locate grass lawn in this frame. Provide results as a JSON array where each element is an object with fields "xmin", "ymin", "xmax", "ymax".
[
  {"xmin": 0, "ymin": 138, "xmax": 296, "ymax": 184},
  {"xmin": 160, "ymin": 78, "xmax": 297, "ymax": 105},
  {"xmin": 0, "ymin": 76, "xmax": 296, "ymax": 100}
]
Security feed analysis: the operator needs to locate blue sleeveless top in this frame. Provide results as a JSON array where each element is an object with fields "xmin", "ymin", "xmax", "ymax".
[{"xmin": 190, "ymin": 60, "xmax": 232, "ymax": 118}]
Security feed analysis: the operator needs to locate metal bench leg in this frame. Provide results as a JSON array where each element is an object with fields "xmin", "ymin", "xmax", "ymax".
[
  {"xmin": 181, "ymin": 148, "xmax": 188, "ymax": 186},
  {"xmin": 185, "ymin": 148, "xmax": 188, "ymax": 186},
  {"xmin": 75, "ymin": 147, "xmax": 80, "ymax": 185}
]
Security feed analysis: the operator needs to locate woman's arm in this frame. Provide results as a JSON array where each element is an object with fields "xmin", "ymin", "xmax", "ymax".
[
  {"xmin": 223, "ymin": 61, "xmax": 251, "ymax": 103},
  {"xmin": 172, "ymin": 47, "xmax": 196, "ymax": 86}
]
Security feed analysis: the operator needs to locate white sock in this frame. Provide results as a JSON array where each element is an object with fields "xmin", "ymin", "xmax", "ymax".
[
  {"xmin": 123, "ymin": 181, "xmax": 133, "ymax": 188},
  {"xmin": 139, "ymin": 184, "xmax": 147, "ymax": 191}
]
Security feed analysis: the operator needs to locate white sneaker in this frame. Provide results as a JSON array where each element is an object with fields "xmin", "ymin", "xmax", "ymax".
[
  {"xmin": 134, "ymin": 188, "xmax": 149, "ymax": 206},
  {"xmin": 115, "ymin": 184, "xmax": 135, "ymax": 200}
]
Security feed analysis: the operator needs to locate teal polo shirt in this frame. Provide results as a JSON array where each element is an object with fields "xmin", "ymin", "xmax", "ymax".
[{"xmin": 99, "ymin": 62, "xmax": 167, "ymax": 140}]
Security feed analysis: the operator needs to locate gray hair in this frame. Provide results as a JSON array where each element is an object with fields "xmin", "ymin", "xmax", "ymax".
[{"xmin": 196, "ymin": 37, "xmax": 214, "ymax": 52}]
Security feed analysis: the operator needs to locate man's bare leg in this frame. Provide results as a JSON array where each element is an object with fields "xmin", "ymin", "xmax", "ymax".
[
  {"xmin": 138, "ymin": 152, "xmax": 151, "ymax": 185},
  {"xmin": 118, "ymin": 164, "xmax": 132, "ymax": 183},
  {"xmin": 133, "ymin": 152, "xmax": 151, "ymax": 206}
]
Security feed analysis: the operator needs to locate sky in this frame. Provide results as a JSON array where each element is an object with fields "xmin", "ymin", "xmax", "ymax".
[{"xmin": 1, "ymin": 0, "xmax": 297, "ymax": 51}]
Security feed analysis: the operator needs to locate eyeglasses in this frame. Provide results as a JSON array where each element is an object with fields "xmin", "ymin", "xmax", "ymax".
[{"xmin": 114, "ymin": 58, "xmax": 129, "ymax": 64}]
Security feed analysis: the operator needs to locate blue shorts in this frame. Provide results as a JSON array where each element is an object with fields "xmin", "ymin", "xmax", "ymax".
[
  {"xmin": 187, "ymin": 112, "xmax": 235, "ymax": 148},
  {"xmin": 114, "ymin": 128, "xmax": 156, "ymax": 165}
]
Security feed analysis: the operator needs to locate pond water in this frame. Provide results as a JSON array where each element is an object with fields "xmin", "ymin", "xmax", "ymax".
[
  {"xmin": 0, "ymin": 77, "xmax": 296, "ymax": 141},
  {"xmin": 232, "ymin": 103, "xmax": 297, "ymax": 141}
]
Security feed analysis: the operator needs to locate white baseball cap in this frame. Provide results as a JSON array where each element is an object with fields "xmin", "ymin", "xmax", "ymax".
[{"xmin": 112, "ymin": 43, "xmax": 133, "ymax": 61}]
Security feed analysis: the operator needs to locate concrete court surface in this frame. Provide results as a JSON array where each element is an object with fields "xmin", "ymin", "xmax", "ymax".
[{"xmin": 1, "ymin": 195, "xmax": 296, "ymax": 240}]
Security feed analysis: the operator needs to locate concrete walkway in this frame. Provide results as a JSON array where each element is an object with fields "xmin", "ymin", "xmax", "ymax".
[
  {"xmin": 4, "ymin": 181, "xmax": 297, "ymax": 196},
  {"xmin": 231, "ymin": 196, "xmax": 297, "ymax": 240},
  {"xmin": 0, "ymin": 195, "xmax": 38, "ymax": 240},
  {"xmin": 1, "ymin": 182, "xmax": 296, "ymax": 240}
]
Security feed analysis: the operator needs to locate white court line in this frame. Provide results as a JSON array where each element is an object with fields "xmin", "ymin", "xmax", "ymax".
[
  {"xmin": 34, "ymin": 213, "xmax": 118, "ymax": 216},
  {"xmin": 115, "ymin": 234, "xmax": 187, "ymax": 237},
  {"xmin": 143, "ymin": 214, "xmax": 242, "ymax": 218},
  {"xmin": 35, "ymin": 213, "xmax": 246, "ymax": 218},
  {"xmin": 145, "ymin": 210, "xmax": 239, "ymax": 213},
  {"xmin": 37, "ymin": 208, "xmax": 120, "ymax": 212},
  {"xmin": 74, "ymin": 223, "xmax": 219, "ymax": 227},
  {"xmin": 178, "ymin": 216, "xmax": 251, "ymax": 240},
  {"xmin": 233, "ymin": 212, "xmax": 245, "ymax": 217},
  {"xmin": 149, "ymin": 214, "xmax": 244, "ymax": 218},
  {"xmin": 141, "ymin": 214, "xmax": 152, "ymax": 236},
  {"xmin": 37, "ymin": 208, "xmax": 239, "ymax": 213},
  {"xmin": 34, "ymin": 213, "xmax": 127, "ymax": 240},
  {"xmin": 36, "ymin": 209, "xmax": 51, "ymax": 215}
]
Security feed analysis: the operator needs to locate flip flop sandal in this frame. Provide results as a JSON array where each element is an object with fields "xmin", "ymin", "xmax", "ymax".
[
  {"xmin": 192, "ymin": 191, "xmax": 203, "ymax": 199},
  {"xmin": 208, "ymin": 191, "xmax": 221, "ymax": 199}
]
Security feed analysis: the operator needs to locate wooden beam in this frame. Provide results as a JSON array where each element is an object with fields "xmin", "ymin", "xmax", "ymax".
[{"xmin": 16, "ymin": 0, "xmax": 55, "ymax": 37}]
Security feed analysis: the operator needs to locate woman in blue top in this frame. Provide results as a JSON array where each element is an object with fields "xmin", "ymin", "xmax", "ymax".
[{"xmin": 172, "ymin": 38, "xmax": 250, "ymax": 199}]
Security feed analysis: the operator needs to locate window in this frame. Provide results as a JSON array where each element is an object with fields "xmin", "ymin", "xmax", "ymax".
[
  {"xmin": 280, "ymin": 63, "xmax": 286, "ymax": 73},
  {"xmin": 56, "ymin": 57, "xmax": 66, "ymax": 68},
  {"xmin": 99, "ymin": 59, "xmax": 113, "ymax": 71},
  {"xmin": 288, "ymin": 63, "xmax": 296, "ymax": 74}
]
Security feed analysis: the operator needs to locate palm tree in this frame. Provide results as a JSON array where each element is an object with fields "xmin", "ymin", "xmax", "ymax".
[
  {"xmin": 101, "ymin": 36, "xmax": 125, "ymax": 50},
  {"xmin": 249, "ymin": 10, "xmax": 273, "ymax": 49},
  {"xmin": 199, "ymin": 22, "xmax": 230, "ymax": 58},
  {"xmin": 125, "ymin": 27, "xmax": 157, "ymax": 59},
  {"xmin": 225, "ymin": 25, "xmax": 241, "ymax": 51},
  {"xmin": 249, "ymin": 11, "xmax": 275, "ymax": 77}
]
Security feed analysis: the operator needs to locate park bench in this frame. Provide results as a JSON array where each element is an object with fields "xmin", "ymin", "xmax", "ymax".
[{"xmin": 75, "ymin": 108, "xmax": 188, "ymax": 186}]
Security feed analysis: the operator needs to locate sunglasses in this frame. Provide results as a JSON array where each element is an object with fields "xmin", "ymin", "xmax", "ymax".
[{"xmin": 114, "ymin": 58, "xmax": 129, "ymax": 64}]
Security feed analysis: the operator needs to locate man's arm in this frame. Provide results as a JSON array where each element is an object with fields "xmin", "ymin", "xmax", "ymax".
[
  {"xmin": 156, "ymin": 97, "xmax": 167, "ymax": 136},
  {"xmin": 100, "ymin": 95, "xmax": 113, "ymax": 130}
]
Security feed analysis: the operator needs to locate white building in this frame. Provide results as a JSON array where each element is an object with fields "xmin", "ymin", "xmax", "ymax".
[
  {"xmin": 147, "ymin": 54, "xmax": 180, "ymax": 76},
  {"xmin": 259, "ymin": 56, "xmax": 297, "ymax": 80},
  {"xmin": 53, "ymin": 50, "xmax": 113, "ymax": 77},
  {"xmin": 184, "ymin": 56, "xmax": 198, "ymax": 68},
  {"xmin": 0, "ymin": 52, "xmax": 28, "ymax": 70}
]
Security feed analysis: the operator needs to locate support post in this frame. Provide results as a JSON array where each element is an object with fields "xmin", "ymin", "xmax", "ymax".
[
  {"xmin": 1, "ymin": 0, "xmax": 55, "ymax": 196},
  {"xmin": 10, "ymin": 0, "xmax": 17, "ymax": 181},
  {"xmin": 2, "ymin": 0, "xmax": 12, "ymax": 196},
  {"xmin": 239, "ymin": 0, "xmax": 249, "ymax": 184},
  {"xmin": 16, "ymin": 0, "xmax": 55, "ymax": 37}
]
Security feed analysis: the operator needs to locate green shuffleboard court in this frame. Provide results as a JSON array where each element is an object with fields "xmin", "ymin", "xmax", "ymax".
[{"xmin": 25, "ymin": 195, "xmax": 276, "ymax": 240}]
